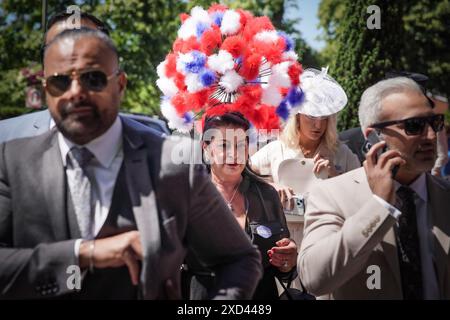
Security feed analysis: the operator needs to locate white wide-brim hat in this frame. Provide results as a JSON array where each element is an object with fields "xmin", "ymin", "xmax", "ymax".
[{"xmin": 296, "ymin": 67, "xmax": 348, "ymax": 117}]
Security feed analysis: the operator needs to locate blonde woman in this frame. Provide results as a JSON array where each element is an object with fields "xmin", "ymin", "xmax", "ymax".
[{"xmin": 251, "ymin": 68, "xmax": 360, "ymax": 204}]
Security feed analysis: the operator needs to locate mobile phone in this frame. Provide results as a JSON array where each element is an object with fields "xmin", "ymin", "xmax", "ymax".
[{"xmin": 362, "ymin": 131, "xmax": 399, "ymax": 178}]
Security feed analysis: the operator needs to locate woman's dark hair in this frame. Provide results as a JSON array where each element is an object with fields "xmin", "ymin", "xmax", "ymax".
[{"xmin": 202, "ymin": 112, "xmax": 250, "ymax": 141}]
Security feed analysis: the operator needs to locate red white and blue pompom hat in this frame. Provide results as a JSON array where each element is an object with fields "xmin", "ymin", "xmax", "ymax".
[{"xmin": 157, "ymin": 4, "xmax": 305, "ymax": 133}]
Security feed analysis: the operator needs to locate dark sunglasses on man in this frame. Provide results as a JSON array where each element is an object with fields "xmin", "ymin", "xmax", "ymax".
[
  {"xmin": 370, "ymin": 114, "xmax": 444, "ymax": 136},
  {"xmin": 42, "ymin": 69, "xmax": 121, "ymax": 97}
]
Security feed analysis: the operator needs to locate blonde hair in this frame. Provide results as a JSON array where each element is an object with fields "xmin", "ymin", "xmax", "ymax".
[{"xmin": 280, "ymin": 113, "xmax": 339, "ymax": 155}]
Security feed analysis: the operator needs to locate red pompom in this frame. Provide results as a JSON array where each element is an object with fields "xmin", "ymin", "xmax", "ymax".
[
  {"xmin": 180, "ymin": 13, "xmax": 190, "ymax": 23},
  {"xmin": 186, "ymin": 90, "xmax": 210, "ymax": 112},
  {"xmin": 173, "ymin": 36, "xmax": 200, "ymax": 53},
  {"xmin": 232, "ymin": 89, "xmax": 258, "ymax": 115},
  {"xmin": 200, "ymin": 26, "xmax": 222, "ymax": 55},
  {"xmin": 221, "ymin": 36, "xmax": 245, "ymax": 58},
  {"xmin": 208, "ymin": 4, "xmax": 228, "ymax": 13},
  {"xmin": 239, "ymin": 53, "xmax": 262, "ymax": 80},
  {"xmin": 171, "ymin": 93, "xmax": 188, "ymax": 115},
  {"xmin": 288, "ymin": 62, "xmax": 302, "ymax": 86},
  {"xmin": 265, "ymin": 106, "xmax": 281, "ymax": 130},
  {"xmin": 242, "ymin": 16, "xmax": 275, "ymax": 41},
  {"xmin": 247, "ymin": 104, "xmax": 268, "ymax": 130},
  {"xmin": 205, "ymin": 104, "xmax": 229, "ymax": 118},
  {"xmin": 250, "ymin": 40, "xmax": 283, "ymax": 64},
  {"xmin": 173, "ymin": 72, "xmax": 186, "ymax": 91},
  {"xmin": 164, "ymin": 53, "xmax": 177, "ymax": 78},
  {"xmin": 239, "ymin": 85, "xmax": 262, "ymax": 102},
  {"xmin": 236, "ymin": 9, "xmax": 253, "ymax": 27}
]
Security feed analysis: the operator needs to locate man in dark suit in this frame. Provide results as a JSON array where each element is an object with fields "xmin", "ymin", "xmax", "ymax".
[{"xmin": 0, "ymin": 27, "xmax": 262, "ymax": 299}]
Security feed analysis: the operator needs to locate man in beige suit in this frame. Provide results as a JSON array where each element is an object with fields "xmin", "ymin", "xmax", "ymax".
[{"xmin": 298, "ymin": 77, "xmax": 450, "ymax": 299}]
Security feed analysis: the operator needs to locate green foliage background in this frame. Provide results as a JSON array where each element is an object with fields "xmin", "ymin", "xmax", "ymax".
[{"xmin": 318, "ymin": 0, "xmax": 450, "ymax": 130}]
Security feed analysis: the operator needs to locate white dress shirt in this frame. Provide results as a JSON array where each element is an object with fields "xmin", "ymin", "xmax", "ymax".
[
  {"xmin": 373, "ymin": 173, "xmax": 440, "ymax": 299},
  {"xmin": 55, "ymin": 117, "xmax": 124, "ymax": 257}
]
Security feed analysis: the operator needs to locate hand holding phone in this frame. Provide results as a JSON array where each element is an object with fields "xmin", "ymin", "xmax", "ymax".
[
  {"xmin": 362, "ymin": 131, "xmax": 399, "ymax": 178},
  {"xmin": 362, "ymin": 130, "xmax": 405, "ymax": 204}
]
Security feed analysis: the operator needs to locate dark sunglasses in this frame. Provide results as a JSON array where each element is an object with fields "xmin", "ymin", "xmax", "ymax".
[
  {"xmin": 42, "ymin": 69, "xmax": 121, "ymax": 97},
  {"xmin": 370, "ymin": 114, "xmax": 444, "ymax": 136}
]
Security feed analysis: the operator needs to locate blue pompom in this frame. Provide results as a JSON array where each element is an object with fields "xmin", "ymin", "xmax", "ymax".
[
  {"xmin": 287, "ymin": 87, "xmax": 304, "ymax": 107},
  {"xmin": 196, "ymin": 22, "xmax": 210, "ymax": 38},
  {"xmin": 235, "ymin": 56, "xmax": 243, "ymax": 66},
  {"xmin": 185, "ymin": 51, "xmax": 206, "ymax": 74},
  {"xmin": 199, "ymin": 69, "xmax": 216, "ymax": 87},
  {"xmin": 276, "ymin": 100, "xmax": 290, "ymax": 120},
  {"xmin": 212, "ymin": 12, "xmax": 224, "ymax": 27},
  {"xmin": 278, "ymin": 31, "xmax": 295, "ymax": 52},
  {"xmin": 183, "ymin": 112, "xmax": 194, "ymax": 124}
]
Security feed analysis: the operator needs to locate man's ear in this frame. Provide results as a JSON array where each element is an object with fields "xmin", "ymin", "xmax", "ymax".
[
  {"xmin": 363, "ymin": 127, "xmax": 374, "ymax": 139},
  {"xmin": 118, "ymin": 71, "xmax": 127, "ymax": 98}
]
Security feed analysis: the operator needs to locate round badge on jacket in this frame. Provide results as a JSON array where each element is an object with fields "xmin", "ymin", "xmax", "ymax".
[{"xmin": 256, "ymin": 225, "xmax": 272, "ymax": 239}]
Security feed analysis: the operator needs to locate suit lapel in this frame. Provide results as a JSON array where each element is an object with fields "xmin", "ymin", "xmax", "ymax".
[
  {"xmin": 33, "ymin": 109, "xmax": 52, "ymax": 136},
  {"xmin": 427, "ymin": 174, "xmax": 450, "ymax": 296},
  {"xmin": 352, "ymin": 168, "xmax": 402, "ymax": 291},
  {"xmin": 121, "ymin": 118, "xmax": 161, "ymax": 299},
  {"xmin": 41, "ymin": 130, "xmax": 70, "ymax": 240}
]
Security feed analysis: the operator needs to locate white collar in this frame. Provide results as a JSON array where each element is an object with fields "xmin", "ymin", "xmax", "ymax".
[
  {"xmin": 58, "ymin": 116, "xmax": 123, "ymax": 168},
  {"xmin": 395, "ymin": 173, "xmax": 428, "ymax": 203}
]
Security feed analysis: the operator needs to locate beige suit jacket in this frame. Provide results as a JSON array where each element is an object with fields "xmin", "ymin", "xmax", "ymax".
[{"xmin": 298, "ymin": 167, "xmax": 450, "ymax": 299}]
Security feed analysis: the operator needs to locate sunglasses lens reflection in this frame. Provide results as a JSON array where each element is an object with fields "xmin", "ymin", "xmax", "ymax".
[
  {"xmin": 45, "ymin": 71, "xmax": 110, "ymax": 97},
  {"xmin": 80, "ymin": 71, "xmax": 108, "ymax": 91}
]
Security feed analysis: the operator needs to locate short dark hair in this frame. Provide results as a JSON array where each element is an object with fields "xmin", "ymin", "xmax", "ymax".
[
  {"xmin": 43, "ymin": 27, "xmax": 119, "ymax": 65},
  {"xmin": 41, "ymin": 11, "xmax": 110, "ymax": 64},
  {"xmin": 203, "ymin": 112, "xmax": 251, "ymax": 139},
  {"xmin": 46, "ymin": 11, "xmax": 110, "ymax": 39}
]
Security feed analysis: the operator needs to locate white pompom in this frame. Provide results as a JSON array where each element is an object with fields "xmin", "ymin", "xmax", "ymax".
[
  {"xmin": 282, "ymin": 51, "xmax": 299, "ymax": 61},
  {"xmin": 207, "ymin": 50, "xmax": 234, "ymax": 74},
  {"xmin": 190, "ymin": 6, "xmax": 212, "ymax": 25},
  {"xmin": 261, "ymin": 85, "xmax": 282, "ymax": 107},
  {"xmin": 178, "ymin": 17, "xmax": 197, "ymax": 40},
  {"xmin": 185, "ymin": 73, "xmax": 204, "ymax": 93},
  {"xmin": 220, "ymin": 10, "xmax": 241, "ymax": 35},
  {"xmin": 219, "ymin": 70, "xmax": 244, "ymax": 93},
  {"xmin": 156, "ymin": 77, "xmax": 179, "ymax": 98},
  {"xmin": 254, "ymin": 30, "xmax": 279, "ymax": 43},
  {"xmin": 269, "ymin": 61, "xmax": 292, "ymax": 88},
  {"xmin": 156, "ymin": 60, "xmax": 167, "ymax": 78},
  {"xmin": 160, "ymin": 100, "xmax": 192, "ymax": 133}
]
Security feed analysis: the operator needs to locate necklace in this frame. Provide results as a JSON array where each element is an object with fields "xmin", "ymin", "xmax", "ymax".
[
  {"xmin": 299, "ymin": 144, "xmax": 318, "ymax": 158},
  {"xmin": 226, "ymin": 183, "xmax": 240, "ymax": 212}
]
